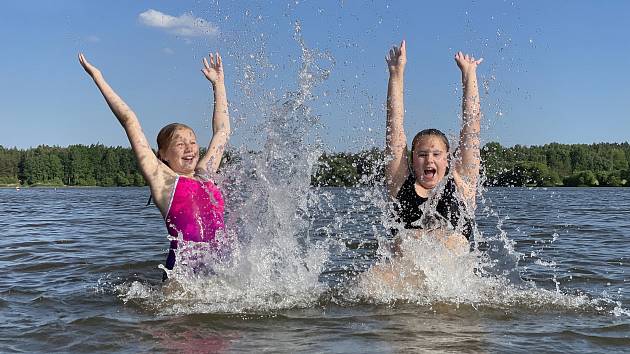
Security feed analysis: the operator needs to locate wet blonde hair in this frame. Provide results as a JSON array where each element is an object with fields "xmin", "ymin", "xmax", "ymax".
[{"xmin": 156, "ymin": 123, "xmax": 195, "ymax": 163}]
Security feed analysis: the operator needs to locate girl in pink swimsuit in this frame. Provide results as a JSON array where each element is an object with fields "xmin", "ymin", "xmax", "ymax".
[{"xmin": 79, "ymin": 52, "xmax": 231, "ymax": 280}]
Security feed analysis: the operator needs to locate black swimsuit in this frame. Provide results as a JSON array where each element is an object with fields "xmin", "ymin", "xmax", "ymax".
[{"xmin": 394, "ymin": 174, "xmax": 474, "ymax": 239}]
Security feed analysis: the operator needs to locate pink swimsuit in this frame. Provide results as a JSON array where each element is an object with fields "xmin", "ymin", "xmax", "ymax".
[
  {"xmin": 162, "ymin": 175, "xmax": 226, "ymax": 279},
  {"xmin": 165, "ymin": 175, "xmax": 225, "ymax": 244}
]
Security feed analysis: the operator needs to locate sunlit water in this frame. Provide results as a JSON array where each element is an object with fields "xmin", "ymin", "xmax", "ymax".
[{"xmin": 1, "ymin": 187, "xmax": 629, "ymax": 353}]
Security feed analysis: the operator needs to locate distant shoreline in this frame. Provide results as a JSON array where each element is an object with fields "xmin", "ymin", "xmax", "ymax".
[{"xmin": 3, "ymin": 142, "xmax": 630, "ymax": 188}]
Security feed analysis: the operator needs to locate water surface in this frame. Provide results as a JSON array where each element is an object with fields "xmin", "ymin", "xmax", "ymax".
[{"xmin": 1, "ymin": 187, "xmax": 628, "ymax": 353}]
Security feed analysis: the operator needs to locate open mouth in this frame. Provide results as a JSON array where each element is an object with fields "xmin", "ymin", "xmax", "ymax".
[
  {"xmin": 182, "ymin": 155, "xmax": 196, "ymax": 162},
  {"xmin": 423, "ymin": 167, "xmax": 437, "ymax": 179}
]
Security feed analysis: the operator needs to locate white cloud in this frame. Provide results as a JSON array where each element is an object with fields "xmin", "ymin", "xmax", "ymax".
[
  {"xmin": 162, "ymin": 47, "xmax": 174, "ymax": 55},
  {"xmin": 138, "ymin": 9, "xmax": 218, "ymax": 38}
]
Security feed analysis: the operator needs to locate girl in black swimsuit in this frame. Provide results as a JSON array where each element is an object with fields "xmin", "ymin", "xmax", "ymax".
[
  {"xmin": 383, "ymin": 40, "xmax": 483, "ymax": 253},
  {"xmin": 356, "ymin": 41, "xmax": 484, "ymax": 292}
]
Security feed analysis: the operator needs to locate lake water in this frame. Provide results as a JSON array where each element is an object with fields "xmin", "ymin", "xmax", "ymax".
[{"xmin": 1, "ymin": 187, "xmax": 629, "ymax": 353}]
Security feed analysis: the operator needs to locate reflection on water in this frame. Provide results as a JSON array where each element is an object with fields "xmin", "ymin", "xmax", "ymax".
[{"xmin": 145, "ymin": 317, "xmax": 241, "ymax": 353}]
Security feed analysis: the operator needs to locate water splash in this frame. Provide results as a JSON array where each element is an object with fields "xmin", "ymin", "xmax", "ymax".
[
  {"xmin": 112, "ymin": 2, "xmax": 629, "ymax": 319},
  {"xmin": 117, "ymin": 22, "xmax": 335, "ymax": 315},
  {"xmin": 323, "ymin": 127, "xmax": 627, "ymax": 318}
]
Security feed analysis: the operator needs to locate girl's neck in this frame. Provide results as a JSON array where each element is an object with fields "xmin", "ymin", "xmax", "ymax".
[{"xmin": 413, "ymin": 181, "xmax": 430, "ymax": 198}]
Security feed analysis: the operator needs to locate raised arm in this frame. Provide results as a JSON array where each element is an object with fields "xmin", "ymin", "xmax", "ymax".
[
  {"xmin": 385, "ymin": 40, "xmax": 409, "ymax": 198},
  {"xmin": 78, "ymin": 53, "xmax": 175, "ymax": 215},
  {"xmin": 197, "ymin": 52, "xmax": 230, "ymax": 175},
  {"xmin": 452, "ymin": 52, "xmax": 483, "ymax": 208}
]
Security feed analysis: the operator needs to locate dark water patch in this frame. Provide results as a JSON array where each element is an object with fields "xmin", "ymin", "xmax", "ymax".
[
  {"xmin": 5, "ymin": 240, "xmax": 50, "ymax": 248},
  {"xmin": 11, "ymin": 222, "xmax": 61, "ymax": 229},
  {"xmin": 555, "ymin": 274, "xmax": 624, "ymax": 285},
  {"xmin": 0, "ymin": 252, "xmax": 35, "ymax": 262},
  {"xmin": 0, "ymin": 288, "xmax": 44, "ymax": 300},
  {"xmin": 12, "ymin": 261, "xmax": 71, "ymax": 273},
  {"xmin": 344, "ymin": 238, "xmax": 379, "ymax": 250},
  {"xmin": 605, "ymin": 257, "xmax": 626, "ymax": 265}
]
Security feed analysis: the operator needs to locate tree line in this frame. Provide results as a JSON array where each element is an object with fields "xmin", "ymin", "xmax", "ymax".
[
  {"xmin": 2, "ymin": 142, "xmax": 630, "ymax": 187},
  {"xmin": 481, "ymin": 142, "xmax": 630, "ymax": 187},
  {"xmin": 313, "ymin": 142, "xmax": 630, "ymax": 187},
  {"xmin": 0, "ymin": 144, "xmax": 145, "ymax": 186}
]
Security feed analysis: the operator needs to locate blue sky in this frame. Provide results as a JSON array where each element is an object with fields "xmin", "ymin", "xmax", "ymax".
[{"xmin": 1, "ymin": 0, "xmax": 629, "ymax": 151}]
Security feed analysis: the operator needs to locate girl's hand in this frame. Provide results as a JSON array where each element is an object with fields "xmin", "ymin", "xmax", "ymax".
[
  {"xmin": 202, "ymin": 52, "xmax": 224, "ymax": 85},
  {"xmin": 386, "ymin": 40, "xmax": 406, "ymax": 76},
  {"xmin": 78, "ymin": 53, "xmax": 102, "ymax": 78},
  {"xmin": 454, "ymin": 51, "xmax": 483, "ymax": 75}
]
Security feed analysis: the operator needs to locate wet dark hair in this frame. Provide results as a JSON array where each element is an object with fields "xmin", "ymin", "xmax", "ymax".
[
  {"xmin": 410, "ymin": 128, "xmax": 451, "ymax": 177},
  {"xmin": 411, "ymin": 128, "xmax": 450, "ymax": 154}
]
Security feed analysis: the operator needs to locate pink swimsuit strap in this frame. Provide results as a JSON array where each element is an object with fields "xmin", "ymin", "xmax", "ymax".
[{"xmin": 165, "ymin": 176, "xmax": 225, "ymax": 243}]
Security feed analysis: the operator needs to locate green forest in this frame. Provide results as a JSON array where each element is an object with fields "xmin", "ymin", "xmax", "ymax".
[
  {"xmin": 2, "ymin": 142, "xmax": 630, "ymax": 187},
  {"xmin": 0, "ymin": 144, "xmax": 145, "ymax": 187}
]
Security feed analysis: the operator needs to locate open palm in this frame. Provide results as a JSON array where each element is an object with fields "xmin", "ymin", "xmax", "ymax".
[
  {"xmin": 454, "ymin": 51, "xmax": 483, "ymax": 74},
  {"xmin": 202, "ymin": 52, "xmax": 224, "ymax": 84}
]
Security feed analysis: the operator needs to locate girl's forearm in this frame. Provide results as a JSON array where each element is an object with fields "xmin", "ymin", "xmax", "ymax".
[
  {"xmin": 384, "ymin": 72, "xmax": 409, "ymax": 197},
  {"xmin": 458, "ymin": 71, "xmax": 482, "ymax": 182},
  {"xmin": 211, "ymin": 81, "xmax": 230, "ymax": 136},
  {"xmin": 386, "ymin": 73, "xmax": 405, "ymax": 153},
  {"xmin": 461, "ymin": 72, "xmax": 481, "ymax": 134}
]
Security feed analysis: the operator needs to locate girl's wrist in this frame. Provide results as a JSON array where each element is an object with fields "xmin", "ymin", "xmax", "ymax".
[
  {"xmin": 91, "ymin": 71, "xmax": 104, "ymax": 81},
  {"xmin": 461, "ymin": 71, "xmax": 477, "ymax": 83},
  {"xmin": 389, "ymin": 70, "xmax": 404, "ymax": 80},
  {"xmin": 211, "ymin": 78, "xmax": 225, "ymax": 87}
]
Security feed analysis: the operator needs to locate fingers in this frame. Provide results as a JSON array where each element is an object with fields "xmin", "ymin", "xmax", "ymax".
[
  {"xmin": 454, "ymin": 51, "xmax": 482, "ymax": 66},
  {"xmin": 202, "ymin": 51, "xmax": 224, "ymax": 81},
  {"xmin": 388, "ymin": 46, "xmax": 401, "ymax": 61},
  {"xmin": 78, "ymin": 52, "xmax": 102, "ymax": 77},
  {"xmin": 205, "ymin": 52, "xmax": 223, "ymax": 69},
  {"xmin": 386, "ymin": 40, "xmax": 408, "ymax": 68},
  {"xmin": 78, "ymin": 53, "xmax": 91, "ymax": 70}
]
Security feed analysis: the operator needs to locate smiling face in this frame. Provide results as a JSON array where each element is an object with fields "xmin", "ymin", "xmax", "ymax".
[
  {"xmin": 158, "ymin": 127, "xmax": 199, "ymax": 176},
  {"xmin": 411, "ymin": 134, "xmax": 449, "ymax": 190}
]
